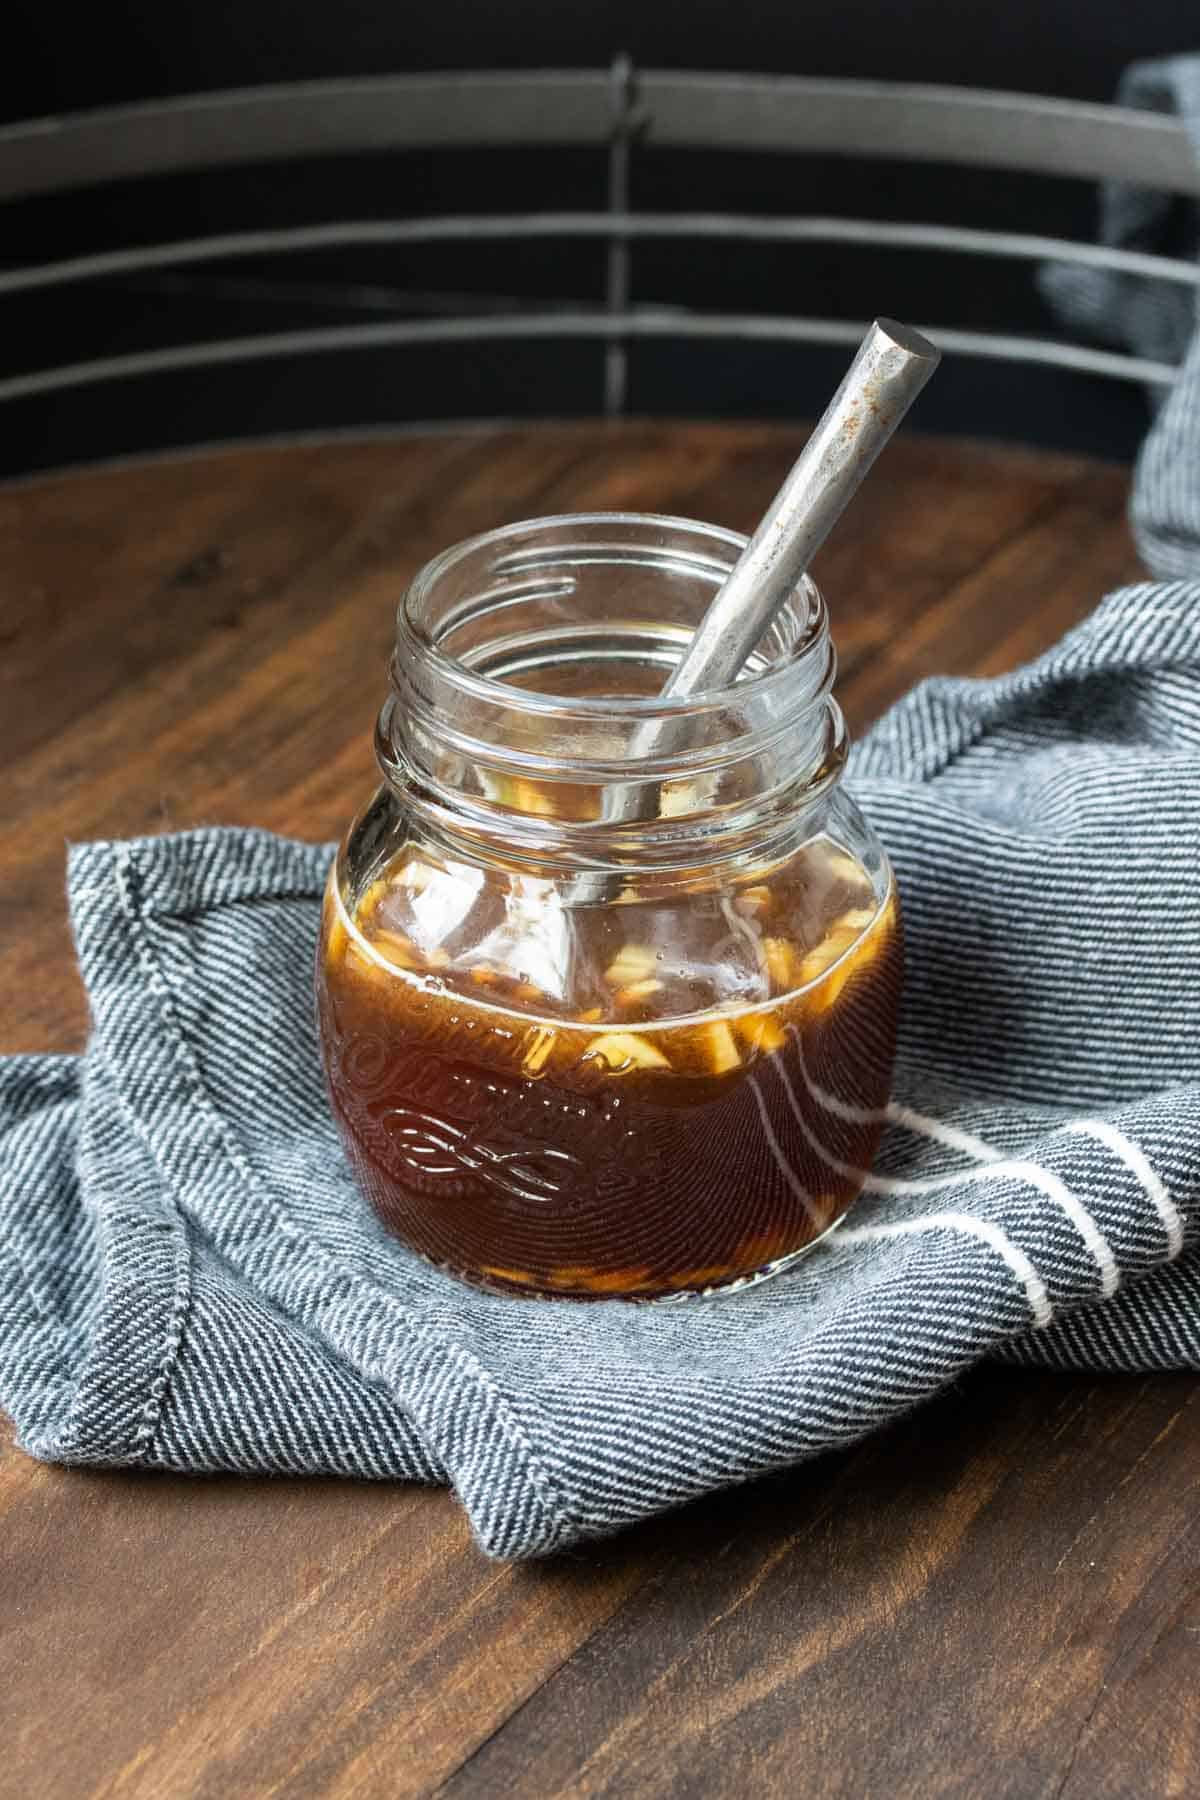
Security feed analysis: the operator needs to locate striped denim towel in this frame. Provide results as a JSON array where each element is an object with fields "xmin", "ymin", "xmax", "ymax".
[{"xmin": 5, "ymin": 79, "xmax": 1200, "ymax": 1563}]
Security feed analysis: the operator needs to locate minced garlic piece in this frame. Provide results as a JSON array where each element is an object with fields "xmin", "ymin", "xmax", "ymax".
[
  {"xmin": 825, "ymin": 849, "xmax": 868, "ymax": 887},
  {"xmin": 614, "ymin": 977, "xmax": 664, "ymax": 1006},
  {"xmin": 583, "ymin": 1032, "xmax": 671, "ymax": 1073},
  {"xmin": 798, "ymin": 915, "xmax": 865, "ymax": 985},
  {"xmin": 762, "ymin": 937, "xmax": 800, "ymax": 990},
  {"xmin": 733, "ymin": 884, "xmax": 772, "ymax": 918},
  {"xmin": 576, "ymin": 1266, "xmax": 656, "ymax": 1293},
  {"xmin": 733, "ymin": 1011, "xmax": 788, "ymax": 1056},
  {"xmin": 484, "ymin": 774, "xmax": 558, "ymax": 816},
  {"xmin": 701, "ymin": 1020, "xmax": 742, "ymax": 1074},
  {"xmin": 801, "ymin": 903, "xmax": 890, "ymax": 1013},
  {"xmin": 393, "ymin": 859, "xmax": 435, "ymax": 892},
  {"xmin": 521, "ymin": 1026, "xmax": 558, "ymax": 1075},
  {"xmin": 604, "ymin": 943, "xmax": 659, "ymax": 987},
  {"xmin": 369, "ymin": 928, "xmax": 417, "ymax": 969}
]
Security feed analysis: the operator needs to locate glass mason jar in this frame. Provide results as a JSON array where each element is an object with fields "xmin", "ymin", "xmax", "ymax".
[{"xmin": 316, "ymin": 513, "xmax": 902, "ymax": 1301}]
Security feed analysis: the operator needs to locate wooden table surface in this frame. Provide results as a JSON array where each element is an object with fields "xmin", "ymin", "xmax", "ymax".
[{"xmin": 3, "ymin": 421, "xmax": 1197, "ymax": 1800}]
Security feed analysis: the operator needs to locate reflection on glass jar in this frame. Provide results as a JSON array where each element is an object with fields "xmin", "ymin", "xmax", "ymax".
[{"xmin": 316, "ymin": 513, "xmax": 902, "ymax": 1299}]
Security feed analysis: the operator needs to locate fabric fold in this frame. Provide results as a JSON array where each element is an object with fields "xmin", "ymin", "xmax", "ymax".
[{"xmin": 6, "ymin": 563, "xmax": 1200, "ymax": 1557}]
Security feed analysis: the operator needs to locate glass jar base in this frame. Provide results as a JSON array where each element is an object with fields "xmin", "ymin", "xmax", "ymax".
[
  {"xmin": 401, "ymin": 1210, "xmax": 850, "ymax": 1304},
  {"xmin": 649, "ymin": 1213, "xmax": 848, "ymax": 1303}
]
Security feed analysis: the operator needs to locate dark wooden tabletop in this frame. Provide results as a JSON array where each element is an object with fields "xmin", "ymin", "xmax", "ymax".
[{"xmin": 3, "ymin": 422, "xmax": 1197, "ymax": 1800}]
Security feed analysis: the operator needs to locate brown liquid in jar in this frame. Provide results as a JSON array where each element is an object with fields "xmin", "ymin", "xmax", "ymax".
[{"xmin": 317, "ymin": 839, "xmax": 902, "ymax": 1300}]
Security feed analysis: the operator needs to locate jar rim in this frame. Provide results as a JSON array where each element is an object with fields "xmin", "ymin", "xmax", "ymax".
[{"xmin": 399, "ymin": 510, "xmax": 826, "ymax": 724}]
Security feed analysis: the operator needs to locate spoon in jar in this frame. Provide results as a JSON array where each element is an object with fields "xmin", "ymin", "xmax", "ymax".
[{"xmin": 575, "ymin": 318, "xmax": 941, "ymax": 901}]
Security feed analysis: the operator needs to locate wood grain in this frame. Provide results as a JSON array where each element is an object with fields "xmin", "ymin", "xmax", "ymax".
[{"xmin": 3, "ymin": 422, "xmax": 1188, "ymax": 1800}]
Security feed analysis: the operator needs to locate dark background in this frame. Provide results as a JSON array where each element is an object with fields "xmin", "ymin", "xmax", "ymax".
[{"xmin": 2, "ymin": 1, "xmax": 1197, "ymax": 475}]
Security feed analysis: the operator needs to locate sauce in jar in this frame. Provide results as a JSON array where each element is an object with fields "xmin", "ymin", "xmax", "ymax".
[{"xmin": 318, "ymin": 836, "xmax": 900, "ymax": 1298}]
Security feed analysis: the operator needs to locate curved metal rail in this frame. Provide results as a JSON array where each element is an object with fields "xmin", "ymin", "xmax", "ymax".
[
  {"xmin": 0, "ymin": 311, "xmax": 1174, "ymax": 408},
  {"xmin": 1, "ymin": 66, "xmax": 1192, "ymax": 421},
  {"xmin": 1, "ymin": 72, "xmax": 1197, "ymax": 199},
  {"xmin": 2, "ymin": 214, "xmax": 1196, "ymax": 300}
]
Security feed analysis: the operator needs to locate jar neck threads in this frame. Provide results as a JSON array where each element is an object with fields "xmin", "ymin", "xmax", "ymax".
[{"xmin": 380, "ymin": 511, "xmax": 845, "ymax": 875}]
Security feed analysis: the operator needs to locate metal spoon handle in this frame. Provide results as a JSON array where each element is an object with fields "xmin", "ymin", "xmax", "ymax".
[
  {"xmin": 660, "ymin": 319, "xmax": 940, "ymax": 702},
  {"xmin": 573, "ymin": 320, "xmax": 939, "ymax": 900}
]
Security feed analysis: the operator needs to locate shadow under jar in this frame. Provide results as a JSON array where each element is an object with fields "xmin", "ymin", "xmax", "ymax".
[{"xmin": 316, "ymin": 513, "xmax": 902, "ymax": 1300}]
